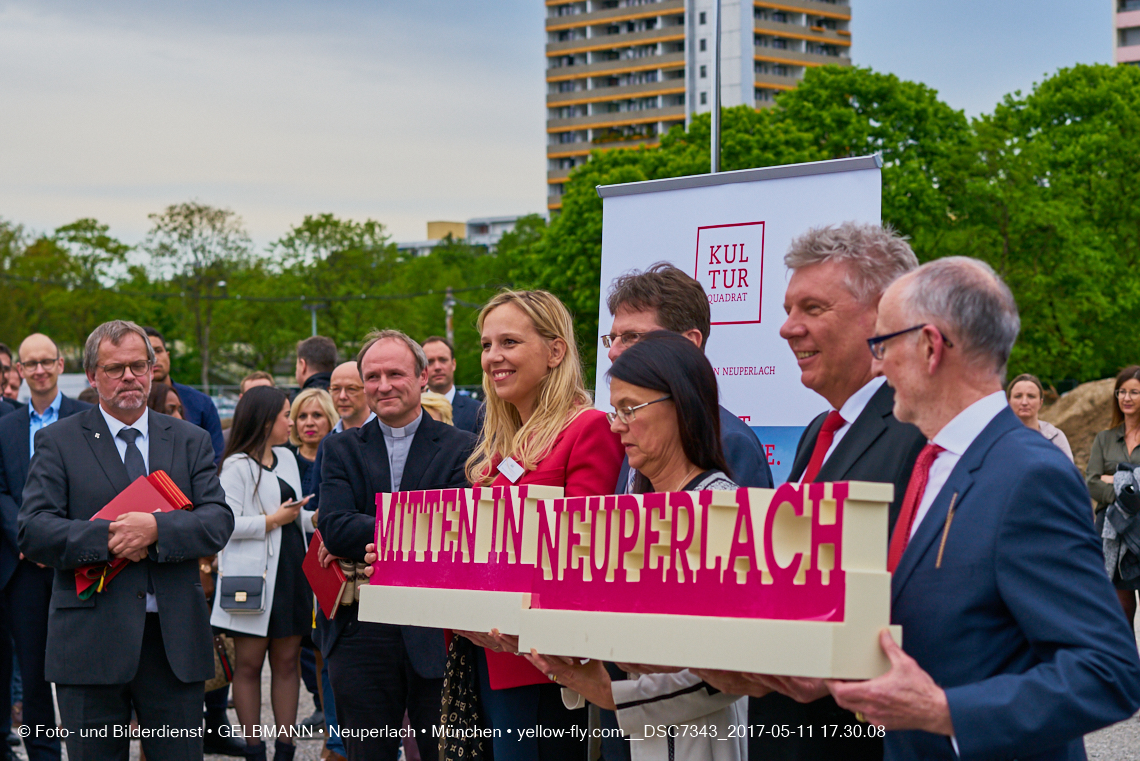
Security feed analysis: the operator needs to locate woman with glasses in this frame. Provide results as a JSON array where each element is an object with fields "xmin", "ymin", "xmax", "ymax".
[
  {"xmin": 453, "ymin": 289, "xmax": 624, "ymax": 761},
  {"xmin": 526, "ymin": 330, "xmax": 746, "ymax": 761},
  {"xmin": 1087, "ymin": 365, "xmax": 1140, "ymax": 626},
  {"xmin": 146, "ymin": 382, "xmax": 184, "ymax": 420}
]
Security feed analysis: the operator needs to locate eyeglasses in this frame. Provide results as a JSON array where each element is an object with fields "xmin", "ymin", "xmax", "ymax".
[
  {"xmin": 601, "ymin": 332, "xmax": 647, "ymax": 349},
  {"xmin": 1116, "ymin": 389, "xmax": 1140, "ymax": 400},
  {"xmin": 17, "ymin": 358, "xmax": 60, "ymax": 371},
  {"xmin": 96, "ymin": 360, "xmax": 152, "ymax": 379},
  {"xmin": 867, "ymin": 325, "xmax": 954, "ymax": 360},
  {"xmin": 329, "ymin": 385, "xmax": 364, "ymax": 396},
  {"xmin": 606, "ymin": 394, "xmax": 672, "ymax": 425}
]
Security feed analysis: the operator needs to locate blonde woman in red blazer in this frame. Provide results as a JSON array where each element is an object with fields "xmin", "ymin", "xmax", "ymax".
[{"xmin": 457, "ymin": 289, "xmax": 623, "ymax": 760}]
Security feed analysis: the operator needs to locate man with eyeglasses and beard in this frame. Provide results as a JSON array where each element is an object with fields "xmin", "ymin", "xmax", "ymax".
[{"xmin": 18, "ymin": 320, "xmax": 233, "ymax": 761}]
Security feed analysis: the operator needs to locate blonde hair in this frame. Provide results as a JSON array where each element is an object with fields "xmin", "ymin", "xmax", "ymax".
[
  {"xmin": 289, "ymin": 388, "xmax": 337, "ymax": 448},
  {"xmin": 466, "ymin": 290, "xmax": 592, "ymax": 485},
  {"xmin": 420, "ymin": 391, "xmax": 454, "ymax": 426}
]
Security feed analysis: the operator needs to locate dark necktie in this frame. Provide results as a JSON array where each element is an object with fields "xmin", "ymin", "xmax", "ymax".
[
  {"xmin": 801, "ymin": 410, "xmax": 845, "ymax": 485},
  {"xmin": 117, "ymin": 428, "xmax": 147, "ymax": 481},
  {"xmin": 887, "ymin": 443, "xmax": 945, "ymax": 572}
]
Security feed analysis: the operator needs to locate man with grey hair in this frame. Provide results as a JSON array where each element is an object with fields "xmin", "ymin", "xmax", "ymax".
[
  {"xmin": 317, "ymin": 329, "xmax": 475, "ymax": 760},
  {"xmin": 821, "ymin": 258, "xmax": 1140, "ymax": 758},
  {"xmin": 697, "ymin": 222, "xmax": 926, "ymax": 761},
  {"xmin": 17, "ymin": 320, "xmax": 233, "ymax": 760}
]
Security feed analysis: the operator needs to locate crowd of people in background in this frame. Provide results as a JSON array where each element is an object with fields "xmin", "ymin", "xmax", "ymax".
[{"xmin": 0, "ymin": 222, "xmax": 1139, "ymax": 761}]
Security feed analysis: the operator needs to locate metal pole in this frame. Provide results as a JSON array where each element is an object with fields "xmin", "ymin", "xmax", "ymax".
[
  {"xmin": 710, "ymin": 0, "xmax": 721, "ymax": 173},
  {"xmin": 444, "ymin": 287, "xmax": 456, "ymax": 346},
  {"xmin": 310, "ymin": 307, "xmax": 317, "ymax": 337}
]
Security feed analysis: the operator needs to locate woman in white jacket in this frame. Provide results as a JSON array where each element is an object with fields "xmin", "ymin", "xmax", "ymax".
[{"xmin": 211, "ymin": 386, "xmax": 314, "ymax": 761}]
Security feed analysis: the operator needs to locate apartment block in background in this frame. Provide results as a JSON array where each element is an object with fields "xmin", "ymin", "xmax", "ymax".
[
  {"xmin": 545, "ymin": 0, "xmax": 851, "ymax": 211},
  {"xmin": 1118, "ymin": 0, "xmax": 1140, "ymax": 65}
]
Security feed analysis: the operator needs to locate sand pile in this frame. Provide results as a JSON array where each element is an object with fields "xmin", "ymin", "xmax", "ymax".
[{"xmin": 1040, "ymin": 378, "xmax": 1116, "ymax": 474}]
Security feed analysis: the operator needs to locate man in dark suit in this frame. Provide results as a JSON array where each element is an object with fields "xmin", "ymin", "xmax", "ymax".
[
  {"xmin": 605, "ymin": 264, "xmax": 773, "ymax": 491},
  {"xmin": 698, "ymin": 223, "xmax": 927, "ymax": 761},
  {"xmin": 422, "ymin": 335, "xmax": 483, "ymax": 434},
  {"xmin": 0, "ymin": 344, "xmax": 17, "ymax": 417},
  {"xmin": 318, "ymin": 329, "xmax": 475, "ymax": 761},
  {"xmin": 18, "ymin": 320, "xmax": 234, "ymax": 761},
  {"xmin": 295, "ymin": 335, "xmax": 337, "ymax": 392},
  {"xmin": 824, "ymin": 258, "xmax": 1140, "ymax": 759},
  {"xmin": 144, "ymin": 327, "xmax": 225, "ymax": 464},
  {"xmin": 0, "ymin": 334, "xmax": 89, "ymax": 761}
]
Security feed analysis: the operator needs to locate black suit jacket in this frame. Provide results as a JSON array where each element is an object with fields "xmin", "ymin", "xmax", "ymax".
[
  {"xmin": 788, "ymin": 382, "xmax": 925, "ymax": 531},
  {"xmin": 450, "ymin": 391, "xmax": 484, "ymax": 435},
  {"xmin": 0, "ymin": 399, "xmax": 17, "ymax": 417},
  {"xmin": 751, "ymin": 381, "xmax": 926, "ymax": 761},
  {"xmin": 316, "ymin": 413, "xmax": 476, "ymax": 674},
  {"xmin": 0, "ymin": 395, "xmax": 91, "ymax": 589},
  {"xmin": 17, "ymin": 406, "xmax": 234, "ymax": 685}
]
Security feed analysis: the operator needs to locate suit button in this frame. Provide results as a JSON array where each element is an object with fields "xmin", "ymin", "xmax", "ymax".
[{"xmin": 137, "ymin": 591, "xmax": 145, "ymax": 599}]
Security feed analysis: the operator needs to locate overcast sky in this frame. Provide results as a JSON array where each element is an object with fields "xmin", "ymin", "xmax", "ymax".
[{"xmin": 0, "ymin": 0, "xmax": 1114, "ymax": 249}]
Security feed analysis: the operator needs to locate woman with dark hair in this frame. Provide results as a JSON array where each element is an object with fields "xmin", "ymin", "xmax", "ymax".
[
  {"xmin": 211, "ymin": 386, "xmax": 313, "ymax": 761},
  {"xmin": 146, "ymin": 383, "xmax": 184, "ymax": 420},
  {"xmin": 611, "ymin": 330, "xmax": 733, "ymax": 494},
  {"xmin": 1088, "ymin": 365, "xmax": 1140, "ymax": 627},
  {"xmin": 525, "ymin": 331, "xmax": 746, "ymax": 761}
]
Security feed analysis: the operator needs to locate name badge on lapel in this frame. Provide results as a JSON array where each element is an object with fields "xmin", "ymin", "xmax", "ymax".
[{"xmin": 497, "ymin": 457, "xmax": 524, "ymax": 484}]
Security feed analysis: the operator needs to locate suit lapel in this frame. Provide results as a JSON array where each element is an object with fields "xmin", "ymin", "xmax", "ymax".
[
  {"xmin": 890, "ymin": 409, "xmax": 1019, "ymax": 603},
  {"xmin": 817, "ymin": 385, "xmax": 892, "ymax": 483},
  {"xmin": 360, "ymin": 420, "xmax": 392, "ymax": 495},
  {"xmin": 149, "ymin": 414, "xmax": 174, "ymax": 477},
  {"xmin": 80, "ymin": 407, "xmax": 131, "ymax": 493},
  {"xmin": 14, "ymin": 406, "xmax": 31, "ymax": 479},
  {"xmin": 400, "ymin": 413, "xmax": 440, "ymax": 491}
]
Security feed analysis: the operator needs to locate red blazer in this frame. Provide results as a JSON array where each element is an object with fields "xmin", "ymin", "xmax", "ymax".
[{"xmin": 485, "ymin": 408, "xmax": 623, "ymax": 689}]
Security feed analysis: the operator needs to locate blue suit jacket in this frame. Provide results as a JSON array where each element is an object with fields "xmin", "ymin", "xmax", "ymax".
[
  {"xmin": 172, "ymin": 382, "xmax": 224, "ymax": 464},
  {"xmin": 450, "ymin": 391, "xmax": 484, "ymax": 435},
  {"xmin": 615, "ymin": 404, "xmax": 773, "ymax": 492},
  {"xmin": 0, "ymin": 395, "xmax": 91, "ymax": 590},
  {"xmin": 888, "ymin": 406, "xmax": 1140, "ymax": 760}
]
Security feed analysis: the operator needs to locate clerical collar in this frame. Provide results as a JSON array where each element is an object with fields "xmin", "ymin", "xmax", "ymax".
[{"xmin": 378, "ymin": 409, "xmax": 423, "ymax": 439}]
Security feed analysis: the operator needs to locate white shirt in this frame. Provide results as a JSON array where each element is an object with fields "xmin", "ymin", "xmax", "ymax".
[
  {"xmin": 98, "ymin": 406, "xmax": 157, "ymax": 612},
  {"xmin": 443, "ymin": 386, "xmax": 456, "ymax": 405},
  {"xmin": 910, "ymin": 391, "xmax": 1008, "ymax": 540},
  {"xmin": 799, "ymin": 377, "xmax": 886, "ymax": 484}
]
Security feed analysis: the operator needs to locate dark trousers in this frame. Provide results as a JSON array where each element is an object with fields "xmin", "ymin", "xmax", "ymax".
[
  {"xmin": 327, "ymin": 618, "xmax": 442, "ymax": 761},
  {"xmin": 748, "ymin": 692, "xmax": 883, "ymax": 761},
  {"xmin": 475, "ymin": 648, "xmax": 588, "ymax": 761},
  {"xmin": 0, "ymin": 562, "xmax": 60, "ymax": 761},
  {"xmin": 57, "ymin": 614, "xmax": 205, "ymax": 761}
]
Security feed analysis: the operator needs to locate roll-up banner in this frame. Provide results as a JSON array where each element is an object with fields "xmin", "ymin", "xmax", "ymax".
[{"xmin": 594, "ymin": 155, "xmax": 883, "ymax": 485}]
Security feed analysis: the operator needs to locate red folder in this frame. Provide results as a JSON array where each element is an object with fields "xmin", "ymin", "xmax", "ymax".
[
  {"xmin": 75, "ymin": 471, "xmax": 193, "ymax": 598},
  {"xmin": 302, "ymin": 530, "xmax": 347, "ymax": 620}
]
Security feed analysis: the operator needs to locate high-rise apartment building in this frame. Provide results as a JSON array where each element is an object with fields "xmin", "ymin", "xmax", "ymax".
[
  {"xmin": 545, "ymin": 0, "xmax": 852, "ymax": 211},
  {"xmin": 1117, "ymin": 0, "xmax": 1140, "ymax": 65}
]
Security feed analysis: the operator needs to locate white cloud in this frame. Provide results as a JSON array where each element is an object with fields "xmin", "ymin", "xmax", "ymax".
[{"xmin": 0, "ymin": 0, "xmax": 547, "ymax": 248}]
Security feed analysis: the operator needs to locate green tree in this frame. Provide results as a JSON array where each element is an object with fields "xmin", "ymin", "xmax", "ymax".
[{"xmin": 145, "ymin": 202, "xmax": 252, "ymax": 389}]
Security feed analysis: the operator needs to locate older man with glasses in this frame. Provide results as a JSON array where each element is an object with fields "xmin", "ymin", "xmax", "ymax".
[{"xmin": 17, "ymin": 320, "xmax": 233, "ymax": 760}]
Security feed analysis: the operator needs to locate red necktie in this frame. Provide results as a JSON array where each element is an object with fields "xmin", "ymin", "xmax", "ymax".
[
  {"xmin": 887, "ymin": 443, "xmax": 945, "ymax": 572},
  {"xmin": 801, "ymin": 411, "xmax": 845, "ymax": 485}
]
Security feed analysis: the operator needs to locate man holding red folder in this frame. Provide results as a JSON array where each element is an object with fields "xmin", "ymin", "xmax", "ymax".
[{"xmin": 17, "ymin": 320, "xmax": 233, "ymax": 761}]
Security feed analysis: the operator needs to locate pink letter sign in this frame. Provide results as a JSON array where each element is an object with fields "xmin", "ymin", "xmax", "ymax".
[
  {"xmin": 517, "ymin": 482, "xmax": 900, "ymax": 680},
  {"xmin": 357, "ymin": 485, "xmax": 564, "ymax": 635}
]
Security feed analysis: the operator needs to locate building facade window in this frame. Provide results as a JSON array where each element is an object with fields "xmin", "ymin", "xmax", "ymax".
[
  {"xmin": 700, "ymin": 91, "xmax": 707, "ymax": 105},
  {"xmin": 699, "ymin": 38, "xmax": 707, "ymax": 51},
  {"xmin": 699, "ymin": 11, "xmax": 706, "ymax": 24},
  {"xmin": 700, "ymin": 64, "xmax": 707, "ymax": 78}
]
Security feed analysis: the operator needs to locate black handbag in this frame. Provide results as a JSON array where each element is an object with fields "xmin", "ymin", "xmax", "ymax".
[{"xmin": 219, "ymin": 575, "xmax": 266, "ymax": 613}]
